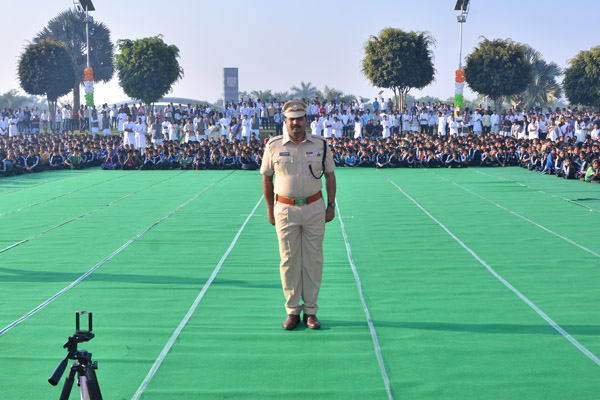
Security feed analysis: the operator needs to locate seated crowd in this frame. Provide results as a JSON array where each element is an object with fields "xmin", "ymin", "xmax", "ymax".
[{"xmin": 1, "ymin": 99, "xmax": 599, "ymax": 183}]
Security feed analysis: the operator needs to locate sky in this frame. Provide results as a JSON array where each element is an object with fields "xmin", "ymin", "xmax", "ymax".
[{"xmin": 1, "ymin": 0, "xmax": 598, "ymax": 106}]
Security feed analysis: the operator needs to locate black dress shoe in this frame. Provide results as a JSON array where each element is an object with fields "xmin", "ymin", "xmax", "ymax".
[
  {"xmin": 303, "ymin": 314, "xmax": 320, "ymax": 330},
  {"xmin": 283, "ymin": 314, "xmax": 300, "ymax": 330}
]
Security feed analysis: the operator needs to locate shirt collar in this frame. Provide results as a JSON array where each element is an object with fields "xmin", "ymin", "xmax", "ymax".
[{"xmin": 282, "ymin": 130, "xmax": 315, "ymax": 145}]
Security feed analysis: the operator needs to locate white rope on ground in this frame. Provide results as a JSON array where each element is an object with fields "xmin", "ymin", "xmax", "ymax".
[
  {"xmin": 426, "ymin": 170, "xmax": 600, "ymax": 259},
  {"xmin": 0, "ymin": 171, "xmax": 186, "ymax": 255},
  {"xmin": 380, "ymin": 170, "xmax": 600, "ymax": 367},
  {"xmin": 337, "ymin": 200, "xmax": 395, "ymax": 400},
  {"xmin": 0, "ymin": 171, "xmax": 235, "ymax": 338},
  {"xmin": 131, "ymin": 194, "xmax": 264, "ymax": 400}
]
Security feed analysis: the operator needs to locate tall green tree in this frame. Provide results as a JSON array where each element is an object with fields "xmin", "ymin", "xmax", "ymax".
[
  {"xmin": 464, "ymin": 38, "xmax": 532, "ymax": 112},
  {"xmin": 290, "ymin": 81, "xmax": 318, "ymax": 100},
  {"xmin": 563, "ymin": 46, "xmax": 600, "ymax": 110},
  {"xmin": 362, "ymin": 28, "xmax": 435, "ymax": 110},
  {"xmin": 35, "ymin": 8, "xmax": 114, "ymax": 110},
  {"xmin": 250, "ymin": 90, "xmax": 274, "ymax": 102},
  {"xmin": 511, "ymin": 45, "xmax": 562, "ymax": 110},
  {"xmin": 18, "ymin": 39, "xmax": 76, "ymax": 130},
  {"xmin": 316, "ymin": 86, "xmax": 356, "ymax": 104},
  {"xmin": 0, "ymin": 89, "xmax": 47, "ymax": 110},
  {"xmin": 115, "ymin": 36, "xmax": 183, "ymax": 108}
]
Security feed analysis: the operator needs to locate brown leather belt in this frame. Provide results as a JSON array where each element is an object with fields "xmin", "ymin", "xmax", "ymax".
[{"xmin": 276, "ymin": 191, "xmax": 322, "ymax": 206}]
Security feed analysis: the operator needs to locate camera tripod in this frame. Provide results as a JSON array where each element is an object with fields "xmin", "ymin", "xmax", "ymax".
[
  {"xmin": 49, "ymin": 311, "xmax": 103, "ymax": 400},
  {"xmin": 49, "ymin": 350, "xmax": 102, "ymax": 400}
]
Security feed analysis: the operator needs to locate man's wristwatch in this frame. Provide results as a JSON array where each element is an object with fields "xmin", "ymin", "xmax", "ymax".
[{"xmin": 327, "ymin": 202, "xmax": 336, "ymax": 209}]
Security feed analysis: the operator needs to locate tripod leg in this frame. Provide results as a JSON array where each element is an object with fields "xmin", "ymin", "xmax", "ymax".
[
  {"xmin": 79, "ymin": 373, "xmax": 90, "ymax": 400},
  {"xmin": 84, "ymin": 365, "xmax": 103, "ymax": 400},
  {"xmin": 59, "ymin": 364, "xmax": 77, "ymax": 400}
]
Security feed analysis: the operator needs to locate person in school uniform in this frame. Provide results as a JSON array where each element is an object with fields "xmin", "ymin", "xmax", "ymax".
[
  {"xmin": 490, "ymin": 110, "xmax": 500, "ymax": 134},
  {"xmin": 310, "ymin": 116, "xmax": 322, "ymax": 136},
  {"xmin": 353, "ymin": 116, "xmax": 363, "ymax": 139},
  {"xmin": 528, "ymin": 117, "xmax": 539, "ymax": 140},
  {"xmin": 331, "ymin": 116, "xmax": 343, "ymax": 138},
  {"xmin": 101, "ymin": 148, "xmax": 121, "ymax": 170},
  {"xmin": 241, "ymin": 114, "xmax": 252, "ymax": 142},
  {"xmin": 101, "ymin": 111, "xmax": 111, "ymax": 136},
  {"xmin": 381, "ymin": 115, "xmax": 392, "ymax": 139},
  {"xmin": 24, "ymin": 148, "xmax": 43, "ymax": 173},
  {"xmin": 117, "ymin": 109, "xmax": 127, "ymax": 133},
  {"xmin": 169, "ymin": 119, "xmax": 180, "ymax": 142},
  {"xmin": 472, "ymin": 110, "xmax": 483, "ymax": 135},
  {"xmin": 123, "ymin": 115, "xmax": 136, "ymax": 147},
  {"xmin": 401, "ymin": 110, "xmax": 412, "ymax": 134},
  {"xmin": 8, "ymin": 115, "xmax": 19, "ymax": 137},
  {"xmin": 184, "ymin": 118, "xmax": 195, "ymax": 142},
  {"xmin": 134, "ymin": 117, "xmax": 147, "ymax": 150},
  {"xmin": 322, "ymin": 115, "xmax": 333, "ymax": 138}
]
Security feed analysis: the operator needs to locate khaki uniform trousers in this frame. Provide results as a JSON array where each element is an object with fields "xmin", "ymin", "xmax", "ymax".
[{"xmin": 274, "ymin": 198, "xmax": 326, "ymax": 316}]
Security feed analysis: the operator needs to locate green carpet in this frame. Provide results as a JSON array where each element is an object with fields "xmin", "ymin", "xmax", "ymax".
[{"xmin": 0, "ymin": 167, "xmax": 598, "ymax": 399}]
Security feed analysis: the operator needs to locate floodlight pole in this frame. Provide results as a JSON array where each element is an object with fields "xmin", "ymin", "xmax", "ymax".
[
  {"xmin": 85, "ymin": 5, "xmax": 90, "ymax": 69},
  {"xmin": 458, "ymin": 17, "xmax": 463, "ymax": 70},
  {"xmin": 85, "ymin": 4, "xmax": 90, "ymax": 133}
]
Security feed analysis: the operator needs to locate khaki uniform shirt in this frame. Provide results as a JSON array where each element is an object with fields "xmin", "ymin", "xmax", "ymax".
[{"xmin": 260, "ymin": 131, "xmax": 335, "ymax": 199}]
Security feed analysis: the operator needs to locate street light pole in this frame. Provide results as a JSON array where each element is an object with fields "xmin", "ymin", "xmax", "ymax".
[
  {"xmin": 76, "ymin": 0, "xmax": 95, "ymax": 133},
  {"xmin": 85, "ymin": 4, "xmax": 90, "ymax": 133},
  {"xmin": 454, "ymin": 0, "xmax": 470, "ymax": 116}
]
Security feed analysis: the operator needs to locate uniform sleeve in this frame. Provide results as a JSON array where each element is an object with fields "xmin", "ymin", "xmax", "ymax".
[
  {"xmin": 324, "ymin": 141, "xmax": 335, "ymax": 173},
  {"xmin": 260, "ymin": 142, "xmax": 274, "ymax": 176}
]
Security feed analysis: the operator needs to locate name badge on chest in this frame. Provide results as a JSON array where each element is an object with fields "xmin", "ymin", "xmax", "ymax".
[{"xmin": 279, "ymin": 152, "xmax": 290, "ymax": 156}]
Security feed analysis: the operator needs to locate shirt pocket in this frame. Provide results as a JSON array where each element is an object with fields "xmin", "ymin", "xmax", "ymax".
[
  {"xmin": 306, "ymin": 157, "xmax": 323, "ymax": 175},
  {"xmin": 274, "ymin": 158, "xmax": 294, "ymax": 175}
]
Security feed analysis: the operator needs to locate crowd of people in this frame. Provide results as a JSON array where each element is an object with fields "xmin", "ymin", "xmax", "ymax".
[{"xmin": 1, "ymin": 99, "xmax": 599, "ymax": 183}]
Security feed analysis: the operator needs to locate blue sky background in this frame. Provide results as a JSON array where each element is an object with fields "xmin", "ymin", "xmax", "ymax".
[{"xmin": 1, "ymin": 0, "xmax": 597, "ymax": 105}]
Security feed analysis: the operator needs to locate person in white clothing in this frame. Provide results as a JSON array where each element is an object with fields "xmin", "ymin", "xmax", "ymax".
[
  {"xmin": 401, "ymin": 110, "xmax": 412, "ymax": 133},
  {"xmin": 528, "ymin": 119, "xmax": 539, "ymax": 140},
  {"xmin": 123, "ymin": 115, "xmax": 136, "ymax": 146},
  {"xmin": 332, "ymin": 117, "xmax": 343, "ymax": 138},
  {"xmin": 310, "ymin": 116, "xmax": 322, "ymax": 136},
  {"xmin": 472, "ymin": 110, "xmax": 482, "ymax": 135},
  {"xmin": 381, "ymin": 115, "xmax": 392, "ymax": 138},
  {"xmin": 354, "ymin": 116, "xmax": 363, "ymax": 139},
  {"xmin": 322, "ymin": 115, "xmax": 333, "ymax": 138},
  {"xmin": 241, "ymin": 114, "xmax": 252, "ymax": 142},
  {"xmin": 437, "ymin": 111, "xmax": 447, "ymax": 135},
  {"xmin": 490, "ymin": 111, "xmax": 500, "ymax": 134},
  {"xmin": 118, "ymin": 111, "xmax": 127, "ymax": 133},
  {"xmin": 169, "ymin": 120, "xmax": 180, "ymax": 141},
  {"xmin": 0, "ymin": 116, "xmax": 8, "ymax": 136},
  {"xmin": 449, "ymin": 115, "xmax": 459, "ymax": 136},
  {"xmin": 134, "ymin": 117, "xmax": 147, "ymax": 149}
]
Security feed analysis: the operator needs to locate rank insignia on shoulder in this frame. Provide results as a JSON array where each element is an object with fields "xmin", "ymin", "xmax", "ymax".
[
  {"xmin": 279, "ymin": 152, "xmax": 290, "ymax": 156},
  {"xmin": 305, "ymin": 152, "xmax": 321, "ymax": 157}
]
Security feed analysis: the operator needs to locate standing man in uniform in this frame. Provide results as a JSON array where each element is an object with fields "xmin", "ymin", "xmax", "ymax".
[{"xmin": 261, "ymin": 99, "xmax": 336, "ymax": 331}]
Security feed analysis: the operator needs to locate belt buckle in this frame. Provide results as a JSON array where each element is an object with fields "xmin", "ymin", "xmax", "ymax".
[{"xmin": 295, "ymin": 198, "xmax": 307, "ymax": 205}]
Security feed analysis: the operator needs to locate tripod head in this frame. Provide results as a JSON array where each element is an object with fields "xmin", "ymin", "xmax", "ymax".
[{"xmin": 49, "ymin": 311, "xmax": 95, "ymax": 386}]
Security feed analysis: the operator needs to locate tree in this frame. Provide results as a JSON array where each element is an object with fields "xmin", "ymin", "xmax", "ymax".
[
  {"xmin": 0, "ymin": 89, "xmax": 47, "ymax": 110},
  {"xmin": 464, "ymin": 38, "xmax": 532, "ymax": 112},
  {"xmin": 114, "ymin": 36, "xmax": 183, "ymax": 108},
  {"xmin": 510, "ymin": 46, "xmax": 562, "ymax": 110},
  {"xmin": 272, "ymin": 91, "xmax": 291, "ymax": 102},
  {"xmin": 563, "ymin": 46, "xmax": 600, "ymax": 110},
  {"xmin": 18, "ymin": 39, "xmax": 76, "ymax": 130},
  {"xmin": 290, "ymin": 81, "xmax": 318, "ymax": 100},
  {"xmin": 316, "ymin": 86, "xmax": 355, "ymax": 104},
  {"xmin": 250, "ymin": 90, "xmax": 274, "ymax": 102},
  {"xmin": 362, "ymin": 28, "xmax": 435, "ymax": 111},
  {"xmin": 35, "ymin": 8, "xmax": 114, "ymax": 110}
]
